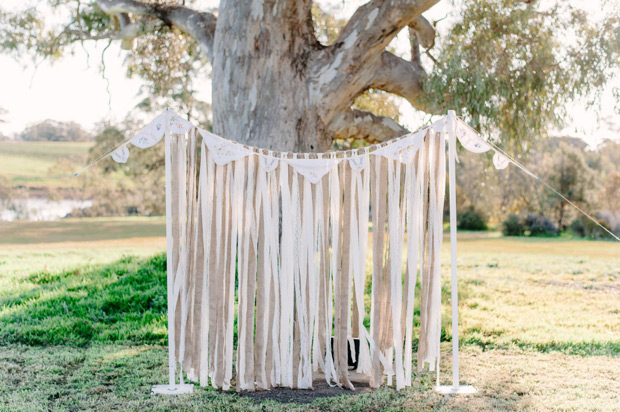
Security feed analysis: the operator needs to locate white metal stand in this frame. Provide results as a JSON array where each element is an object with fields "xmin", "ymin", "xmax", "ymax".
[
  {"xmin": 151, "ymin": 384, "xmax": 194, "ymax": 395},
  {"xmin": 151, "ymin": 129, "xmax": 194, "ymax": 396},
  {"xmin": 435, "ymin": 111, "xmax": 476, "ymax": 396},
  {"xmin": 436, "ymin": 384, "xmax": 477, "ymax": 395},
  {"xmin": 149, "ymin": 110, "xmax": 470, "ymax": 396}
]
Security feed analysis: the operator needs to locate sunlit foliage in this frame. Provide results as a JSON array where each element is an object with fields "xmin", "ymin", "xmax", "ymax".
[{"xmin": 423, "ymin": 0, "xmax": 620, "ymax": 151}]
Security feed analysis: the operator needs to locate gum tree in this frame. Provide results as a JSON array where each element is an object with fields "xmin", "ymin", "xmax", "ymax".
[{"xmin": 1, "ymin": 0, "xmax": 619, "ymax": 151}]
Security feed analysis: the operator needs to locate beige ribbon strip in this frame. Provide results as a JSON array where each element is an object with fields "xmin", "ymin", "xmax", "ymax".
[
  {"xmin": 417, "ymin": 132, "xmax": 432, "ymax": 372},
  {"xmin": 335, "ymin": 162, "xmax": 354, "ymax": 390},
  {"xmin": 244, "ymin": 155, "xmax": 258, "ymax": 391},
  {"xmin": 254, "ymin": 157, "xmax": 269, "ymax": 390}
]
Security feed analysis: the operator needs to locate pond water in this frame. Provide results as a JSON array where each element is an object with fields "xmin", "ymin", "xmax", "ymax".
[{"xmin": 0, "ymin": 198, "xmax": 93, "ymax": 221}]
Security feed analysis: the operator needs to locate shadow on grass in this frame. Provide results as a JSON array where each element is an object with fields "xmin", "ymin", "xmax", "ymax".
[
  {"xmin": 0, "ymin": 254, "xmax": 168, "ymax": 346},
  {"xmin": 462, "ymin": 335, "xmax": 620, "ymax": 357},
  {"xmin": 0, "ymin": 254, "xmax": 466, "ymax": 350},
  {"xmin": 3, "ymin": 251, "xmax": 613, "ymax": 359}
]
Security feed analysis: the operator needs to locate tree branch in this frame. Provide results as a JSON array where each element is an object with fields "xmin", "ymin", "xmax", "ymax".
[
  {"xmin": 96, "ymin": 0, "xmax": 217, "ymax": 61},
  {"xmin": 61, "ymin": 17, "xmax": 161, "ymax": 42},
  {"xmin": 409, "ymin": 15, "xmax": 435, "ymax": 50},
  {"xmin": 369, "ymin": 51, "xmax": 429, "ymax": 112},
  {"xmin": 328, "ymin": 109, "xmax": 409, "ymax": 143},
  {"xmin": 117, "ymin": 13, "xmax": 134, "ymax": 50},
  {"xmin": 312, "ymin": 0, "xmax": 438, "ymax": 119},
  {"xmin": 409, "ymin": 15, "xmax": 437, "ymax": 67},
  {"xmin": 332, "ymin": 0, "xmax": 438, "ymax": 57},
  {"xmin": 409, "ymin": 26, "xmax": 421, "ymax": 64}
]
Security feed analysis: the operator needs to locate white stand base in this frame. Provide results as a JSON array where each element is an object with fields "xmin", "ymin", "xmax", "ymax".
[
  {"xmin": 151, "ymin": 384, "xmax": 194, "ymax": 395},
  {"xmin": 435, "ymin": 385, "xmax": 477, "ymax": 395}
]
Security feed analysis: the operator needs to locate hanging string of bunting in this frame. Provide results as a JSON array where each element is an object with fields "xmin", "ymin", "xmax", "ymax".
[
  {"xmin": 72, "ymin": 109, "xmax": 620, "ymax": 244},
  {"xmin": 69, "ymin": 109, "xmax": 618, "ymax": 394}
]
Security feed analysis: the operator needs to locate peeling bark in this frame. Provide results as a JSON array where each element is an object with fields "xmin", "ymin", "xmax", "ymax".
[
  {"xmin": 211, "ymin": 1, "xmax": 327, "ymax": 151},
  {"xmin": 96, "ymin": 0, "xmax": 440, "ymax": 150}
]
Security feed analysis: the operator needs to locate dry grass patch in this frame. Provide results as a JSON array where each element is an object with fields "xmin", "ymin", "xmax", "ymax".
[
  {"xmin": 0, "ymin": 222, "xmax": 618, "ymax": 410},
  {"xmin": 437, "ymin": 347, "xmax": 620, "ymax": 411}
]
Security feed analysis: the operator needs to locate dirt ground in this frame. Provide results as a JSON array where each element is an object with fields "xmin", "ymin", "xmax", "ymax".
[{"xmin": 239, "ymin": 380, "xmax": 373, "ymax": 404}]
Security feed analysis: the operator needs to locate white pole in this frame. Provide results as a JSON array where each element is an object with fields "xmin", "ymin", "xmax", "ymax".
[
  {"xmin": 164, "ymin": 131, "xmax": 176, "ymax": 387},
  {"xmin": 152, "ymin": 117, "xmax": 193, "ymax": 395},
  {"xmin": 448, "ymin": 111, "xmax": 459, "ymax": 389},
  {"xmin": 436, "ymin": 111, "xmax": 476, "ymax": 395}
]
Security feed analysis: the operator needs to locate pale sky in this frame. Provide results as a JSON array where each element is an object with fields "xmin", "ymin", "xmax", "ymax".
[{"xmin": 0, "ymin": 0, "xmax": 618, "ymax": 148}]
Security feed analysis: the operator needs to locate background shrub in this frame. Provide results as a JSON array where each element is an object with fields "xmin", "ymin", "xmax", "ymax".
[
  {"xmin": 525, "ymin": 214, "xmax": 559, "ymax": 236},
  {"xmin": 570, "ymin": 216, "xmax": 613, "ymax": 239},
  {"xmin": 502, "ymin": 214, "xmax": 525, "ymax": 236},
  {"xmin": 458, "ymin": 208, "xmax": 488, "ymax": 231}
]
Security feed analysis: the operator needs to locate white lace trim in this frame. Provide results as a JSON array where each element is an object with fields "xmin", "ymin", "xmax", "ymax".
[
  {"xmin": 259, "ymin": 154, "xmax": 279, "ymax": 172},
  {"xmin": 348, "ymin": 154, "xmax": 368, "ymax": 172},
  {"xmin": 112, "ymin": 110, "xmax": 460, "ymax": 176},
  {"xmin": 198, "ymin": 129, "xmax": 253, "ymax": 166},
  {"xmin": 111, "ymin": 145, "xmax": 129, "ymax": 163},
  {"xmin": 455, "ymin": 121, "xmax": 491, "ymax": 153},
  {"xmin": 372, "ymin": 129, "xmax": 425, "ymax": 164},
  {"xmin": 167, "ymin": 112, "xmax": 194, "ymax": 134},
  {"xmin": 130, "ymin": 111, "xmax": 193, "ymax": 149},
  {"xmin": 431, "ymin": 117, "xmax": 447, "ymax": 133},
  {"xmin": 454, "ymin": 119, "xmax": 512, "ymax": 170},
  {"xmin": 284, "ymin": 157, "xmax": 342, "ymax": 184},
  {"xmin": 493, "ymin": 152, "xmax": 510, "ymax": 169}
]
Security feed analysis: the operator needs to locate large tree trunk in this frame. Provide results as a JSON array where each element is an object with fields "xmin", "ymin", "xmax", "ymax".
[
  {"xmin": 212, "ymin": 2, "xmax": 328, "ymax": 152},
  {"xmin": 96, "ymin": 0, "xmax": 438, "ymax": 151}
]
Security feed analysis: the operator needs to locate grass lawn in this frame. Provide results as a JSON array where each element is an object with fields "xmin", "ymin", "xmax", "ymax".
[
  {"xmin": 0, "ymin": 219, "xmax": 619, "ymax": 411},
  {"xmin": 0, "ymin": 141, "xmax": 93, "ymax": 188},
  {"xmin": 0, "ymin": 217, "xmax": 166, "ymax": 245}
]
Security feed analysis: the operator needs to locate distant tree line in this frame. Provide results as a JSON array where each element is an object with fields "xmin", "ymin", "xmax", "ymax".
[
  {"xmin": 456, "ymin": 137, "xmax": 620, "ymax": 239},
  {"xmin": 18, "ymin": 120, "xmax": 93, "ymax": 142}
]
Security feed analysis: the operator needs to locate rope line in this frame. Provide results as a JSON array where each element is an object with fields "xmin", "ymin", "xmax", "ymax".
[
  {"xmin": 456, "ymin": 117, "xmax": 620, "ymax": 242},
  {"xmin": 72, "ymin": 136, "xmax": 134, "ymax": 177}
]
